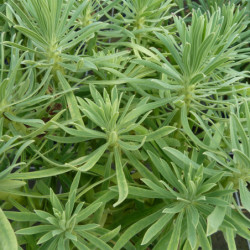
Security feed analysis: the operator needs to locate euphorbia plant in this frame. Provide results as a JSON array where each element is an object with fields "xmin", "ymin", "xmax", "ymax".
[
  {"xmin": 49, "ymin": 85, "xmax": 176, "ymax": 206},
  {"xmin": 0, "ymin": 1, "xmax": 249, "ymax": 250},
  {"xmin": 7, "ymin": 172, "xmax": 119, "ymax": 250}
]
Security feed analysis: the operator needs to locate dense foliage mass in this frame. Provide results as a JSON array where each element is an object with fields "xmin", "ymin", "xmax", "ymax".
[{"xmin": 0, "ymin": 0, "xmax": 250, "ymax": 249}]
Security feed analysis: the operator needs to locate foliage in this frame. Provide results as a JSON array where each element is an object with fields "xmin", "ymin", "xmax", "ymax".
[{"xmin": 0, "ymin": 0, "xmax": 249, "ymax": 249}]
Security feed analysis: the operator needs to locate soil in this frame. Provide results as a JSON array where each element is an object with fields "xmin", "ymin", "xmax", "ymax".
[{"xmin": 212, "ymin": 231, "xmax": 249, "ymax": 250}]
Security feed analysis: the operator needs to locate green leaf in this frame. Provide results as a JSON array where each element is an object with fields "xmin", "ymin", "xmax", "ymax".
[
  {"xmin": 142, "ymin": 213, "xmax": 173, "ymax": 245},
  {"xmin": 65, "ymin": 171, "xmax": 81, "ymax": 218},
  {"xmin": 76, "ymin": 202, "xmax": 103, "ymax": 223},
  {"xmin": 16, "ymin": 225, "xmax": 55, "ymax": 235},
  {"xmin": 37, "ymin": 231, "xmax": 56, "ymax": 245},
  {"xmin": 0, "ymin": 180, "xmax": 26, "ymax": 192},
  {"xmin": 113, "ymin": 147, "xmax": 128, "ymax": 207},
  {"xmin": 100, "ymin": 226, "xmax": 121, "ymax": 243},
  {"xmin": 224, "ymin": 228, "xmax": 237, "ymax": 250},
  {"xmin": 57, "ymin": 71, "xmax": 84, "ymax": 126},
  {"xmin": 233, "ymin": 149, "xmax": 250, "ymax": 169},
  {"xmin": 4, "ymin": 211, "xmax": 40, "ymax": 222},
  {"xmin": 77, "ymin": 143, "xmax": 109, "ymax": 172},
  {"xmin": 125, "ymin": 151, "xmax": 160, "ymax": 184},
  {"xmin": 127, "ymin": 186, "xmax": 169, "ymax": 199},
  {"xmin": 163, "ymin": 147, "xmax": 222, "ymax": 176},
  {"xmin": 189, "ymin": 206, "xmax": 199, "ymax": 227},
  {"xmin": 9, "ymin": 167, "xmax": 71, "ymax": 179},
  {"xmin": 145, "ymin": 126, "xmax": 176, "ymax": 141},
  {"xmin": 239, "ymin": 180, "xmax": 250, "ymax": 212},
  {"xmin": 187, "ymin": 208, "xmax": 197, "ymax": 249},
  {"xmin": 167, "ymin": 211, "xmax": 184, "ymax": 250},
  {"xmin": 118, "ymin": 138, "xmax": 146, "ymax": 151},
  {"xmin": 50, "ymin": 188, "xmax": 63, "ymax": 212},
  {"xmin": 113, "ymin": 208, "xmax": 163, "ymax": 250},
  {"xmin": 132, "ymin": 59, "xmax": 181, "ymax": 81},
  {"xmin": 163, "ymin": 202, "xmax": 186, "ymax": 214},
  {"xmin": 4, "ymin": 112, "xmax": 45, "ymax": 126},
  {"xmin": 74, "ymin": 224, "xmax": 100, "ymax": 232},
  {"xmin": 197, "ymin": 223, "xmax": 212, "ymax": 250},
  {"xmin": 154, "ymin": 32, "xmax": 184, "ymax": 72},
  {"xmin": 14, "ymin": 25, "xmax": 48, "ymax": 48},
  {"xmin": 0, "ymin": 208, "xmax": 18, "ymax": 250},
  {"xmin": 79, "ymin": 231, "xmax": 112, "ymax": 250},
  {"xmin": 52, "ymin": 121, "xmax": 106, "ymax": 140},
  {"xmin": 207, "ymin": 206, "xmax": 227, "ymax": 236},
  {"xmin": 181, "ymin": 106, "xmax": 213, "ymax": 151},
  {"xmin": 147, "ymin": 150, "xmax": 184, "ymax": 191},
  {"xmin": 24, "ymin": 109, "xmax": 65, "ymax": 139},
  {"xmin": 72, "ymin": 239, "xmax": 90, "ymax": 250}
]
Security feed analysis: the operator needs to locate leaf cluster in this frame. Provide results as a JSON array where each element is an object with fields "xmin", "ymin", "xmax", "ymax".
[{"xmin": 0, "ymin": 0, "xmax": 249, "ymax": 250}]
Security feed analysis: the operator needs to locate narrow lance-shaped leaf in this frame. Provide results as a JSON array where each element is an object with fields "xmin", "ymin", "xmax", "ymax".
[
  {"xmin": 207, "ymin": 206, "xmax": 227, "ymax": 236},
  {"xmin": 239, "ymin": 180, "xmax": 250, "ymax": 212},
  {"xmin": 113, "ymin": 147, "xmax": 128, "ymax": 207},
  {"xmin": 167, "ymin": 211, "xmax": 184, "ymax": 250},
  {"xmin": 187, "ymin": 208, "xmax": 197, "ymax": 249},
  {"xmin": 77, "ymin": 143, "xmax": 109, "ymax": 172},
  {"xmin": 142, "ymin": 213, "xmax": 173, "ymax": 245},
  {"xmin": 57, "ymin": 71, "xmax": 84, "ymax": 126},
  {"xmin": 113, "ymin": 208, "xmax": 163, "ymax": 250},
  {"xmin": 0, "ymin": 208, "xmax": 18, "ymax": 250}
]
